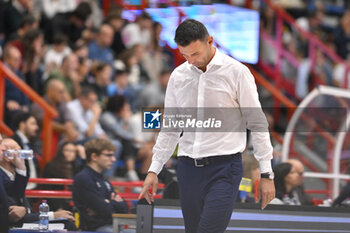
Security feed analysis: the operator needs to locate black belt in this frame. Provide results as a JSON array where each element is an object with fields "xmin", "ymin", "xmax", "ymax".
[{"xmin": 179, "ymin": 153, "xmax": 240, "ymax": 167}]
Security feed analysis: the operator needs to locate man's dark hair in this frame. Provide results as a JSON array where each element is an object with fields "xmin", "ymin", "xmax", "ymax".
[
  {"xmin": 79, "ymin": 86, "xmax": 97, "ymax": 98},
  {"xmin": 174, "ymin": 19, "xmax": 209, "ymax": 46},
  {"xmin": 19, "ymin": 14, "xmax": 36, "ymax": 28},
  {"xmin": 106, "ymin": 95, "xmax": 127, "ymax": 114},
  {"xmin": 13, "ymin": 112, "xmax": 35, "ymax": 130},
  {"xmin": 85, "ymin": 138, "xmax": 116, "ymax": 163},
  {"xmin": 72, "ymin": 2, "xmax": 92, "ymax": 22},
  {"xmin": 105, "ymin": 12, "xmax": 123, "ymax": 23},
  {"xmin": 53, "ymin": 33, "xmax": 68, "ymax": 45}
]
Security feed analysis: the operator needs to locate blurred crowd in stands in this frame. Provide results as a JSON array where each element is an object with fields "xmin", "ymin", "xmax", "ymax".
[
  {"xmin": 1, "ymin": 0, "xmax": 350, "ymax": 231},
  {"xmin": 260, "ymin": 0, "xmax": 350, "ymax": 99},
  {"xmin": 0, "ymin": 0, "xmax": 174, "ymax": 183}
]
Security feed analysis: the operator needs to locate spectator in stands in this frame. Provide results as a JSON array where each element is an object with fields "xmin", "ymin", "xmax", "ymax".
[
  {"xmin": 0, "ymin": 134, "xmax": 9, "ymax": 232},
  {"xmin": 88, "ymin": 24, "xmax": 114, "ymax": 67},
  {"xmin": 11, "ymin": 112, "xmax": 40, "ymax": 190},
  {"xmin": 43, "ymin": 141, "xmax": 85, "ymax": 211},
  {"xmin": 107, "ymin": 69, "xmax": 130, "ymax": 97},
  {"xmin": 84, "ymin": 62, "xmax": 112, "ymax": 108},
  {"xmin": 19, "ymin": 29, "xmax": 44, "ymax": 94},
  {"xmin": 271, "ymin": 162, "xmax": 302, "ymax": 205},
  {"xmin": 141, "ymin": 22, "xmax": 174, "ymax": 82},
  {"xmin": 44, "ymin": 33, "xmax": 71, "ymax": 72},
  {"xmin": 31, "ymin": 79, "xmax": 79, "ymax": 142},
  {"xmin": 332, "ymin": 55, "xmax": 350, "ymax": 89},
  {"xmin": 334, "ymin": 10, "xmax": 350, "ymax": 60},
  {"xmin": 72, "ymin": 138, "xmax": 128, "ymax": 232},
  {"xmin": 45, "ymin": 53, "xmax": 80, "ymax": 100},
  {"xmin": 286, "ymin": 159, "xmax": 313, "ymax": 205},
  {"xmin": 137, "ymin": 69, "xmax": 171, "ymax": 108},
  {"xmin": 3, "ymin": 45, "xmax": 29, "ymax": 126},
  {"xmin": 237, "ymin": 152, "xmax": 260, "ymax": 203},
  {"xmin": 114, "ymin": 47, "xmax": 149, "ymax": 110},
  {"xmin": 0, "ymin": 138, "xmax": 28, "ymax": 227},
  {"xmin": 122, "ymin": 11, "xmax": 153, "ymax": 49},
  {"xmin": 332, "ymin": 182, "xmax": 350, "ymax": 207},
  {"xmin": 1, "ymin": 0, "xmax": 33, "ymax": 42},
  {"xmin": 73, "ymin": 41, "xmax": 89, "ymax": 59},
  {"xmin": 114, "ymin": 48, "xmax": 138, "ymax": 85},
  {"xmin": 105, "ymin": 12, "xmax": 126, "ymax": 58},
  {"xmin": 66, "ymin": 86, "xmax": 106, "ymax": 142},
  {"xmin": 77, "ymin": 56, "xmax": 91, "ymax": 84},
  {"xmin": 45, "ymin": 1, "xmax": 92, "ymax": 45},
  {"xmin": 40, "ymin": 0, "xmax": 77, "ymax": 20},
  {"xmin": 101, "ymin": 95, "xmax": 153, "ymax": 181},
  {"xmin": 5, "ymin": 14, "xmax": 38, "ymax": 45},
  {"xmin": 0, "ymin": 137, "xmax": 27, "ymax": 228},
  {"xmin": 1, "ymin": 138, "xmax": 76, "ymax": 229}
]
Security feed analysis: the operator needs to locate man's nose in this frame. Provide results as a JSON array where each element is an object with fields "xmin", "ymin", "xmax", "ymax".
[{"xmin": 187, "ymin": 58, "xmax": 194, "ymax": 64}]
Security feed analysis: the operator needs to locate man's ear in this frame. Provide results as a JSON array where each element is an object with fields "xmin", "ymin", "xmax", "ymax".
[
  {"xmin": 208, "ymin": 36, "xmax": 213, "ymax": 46},
  {"xmin": 90, "ymin": 152, "xmax": 98, "ymax": 161}
]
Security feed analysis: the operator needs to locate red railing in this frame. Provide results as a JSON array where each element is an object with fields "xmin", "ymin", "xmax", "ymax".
[
  {"xmin": 260, "ymin": 0, "xmax": 350, "ymax": 93},
  {"xmin": 259, "ymin": 0, "xmax": 342, "ymax": 194},
  {"xmin": 0, "ymin": 62, "xmax": 57, "ymax": 169},
  {"xmin": 26, "ymin": 178, "xmax": 165, "ymax": 200}
]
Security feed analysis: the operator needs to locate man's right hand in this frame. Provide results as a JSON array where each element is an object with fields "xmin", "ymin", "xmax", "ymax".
[
  {"xmin": 6, "ymin": 100, "xmax": 21, "ymax": 111},
  {"xmin": 138, "ymin": 172, "xmax": 158, "ymax": 204},
  {"xmin": 91, "ymin": 104, "xmax": 102, "ymax": 117},
  {"xmin": 12, "ymin": 153, "xmax": 26, "ymax": 171},
  {"xmin": 9, "ymin": 206, "xmax": 26, "ymax": 223}
]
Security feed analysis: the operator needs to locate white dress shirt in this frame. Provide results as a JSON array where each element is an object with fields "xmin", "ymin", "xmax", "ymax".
[
  {"xmin": 66, "ymin": 99, "xmax": 105, "ymax": 140},
  {"xmin": 16, "ymin": 130, "xmax": 37, "ymax": 190},
  {"xmin": 148, "ymin": 48, "xmax": 273, "ymax": 174}
]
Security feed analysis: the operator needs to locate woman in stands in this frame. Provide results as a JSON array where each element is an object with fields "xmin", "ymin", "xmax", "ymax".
[
  {"xmin": 271, "ymin": 162, "xmax": 301, "ymax": 205},
  {"xmin": 43, "ymin": 141, "xmax": 85, "ymax": 211}
]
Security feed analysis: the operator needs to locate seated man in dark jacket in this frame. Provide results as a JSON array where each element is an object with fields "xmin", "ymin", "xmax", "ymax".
[
  {"xmin": 73, "ymin": 138, "xmax": 128, "ymax": 232},
  {"xmin": 0, "ymin": 134, "xmax": 10, "ymax": 232},
  {"xmin": 0, "ymin": 138, "xmax": 75, "ymax": 229}
]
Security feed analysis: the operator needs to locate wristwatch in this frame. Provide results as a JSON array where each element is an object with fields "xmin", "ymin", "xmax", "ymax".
[{"xmin": 261, "ymin": 172, "xmax": 274, "ymax": 180}]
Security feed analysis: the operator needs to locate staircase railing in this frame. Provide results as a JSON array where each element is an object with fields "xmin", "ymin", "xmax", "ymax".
[
  {"xmin": 259, "ymin": 0, "xmax": 350, "ymax": 98},
  {"xmin": 0, "ymin": 61, "xmax": 57, "ymax": 168}
]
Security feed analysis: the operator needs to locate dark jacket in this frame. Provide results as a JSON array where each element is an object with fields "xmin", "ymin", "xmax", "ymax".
[
  {"xmin": 72, "ymin": 166, "xmax": 128, "ymax": 230},
  {"xmin": 0, "ymin": 168, "xmax": 77, "ymax": 230},
  {"xmin": 0, "ymin": 174, "xmax": 9, "ymax": 232},
  {"xmin": 0, "ymin": 168, "xmax": 33, "ymax": 227}
]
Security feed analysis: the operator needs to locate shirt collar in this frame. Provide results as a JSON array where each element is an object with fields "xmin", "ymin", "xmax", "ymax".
[
  {"xmin": 0, "ymin": 165, "xmax": 15, "ymax": 181},
  {"xmin": 16, "ymin": 130, "xmax": 29, "ymax": 145},
  {"xmin": 208, "ymin": 48, "xmax": 223, "ymax": 67}
]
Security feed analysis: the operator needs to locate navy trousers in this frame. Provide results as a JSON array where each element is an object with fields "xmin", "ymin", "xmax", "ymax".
[{"xmin": 177, "ymin": 154, "xmax": 242, "ymax": 233}]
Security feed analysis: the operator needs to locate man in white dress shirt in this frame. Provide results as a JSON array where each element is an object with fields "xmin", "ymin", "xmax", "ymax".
[{"xmin": 139, "ymin": 19, "xmax": 275, "ymax": 233}]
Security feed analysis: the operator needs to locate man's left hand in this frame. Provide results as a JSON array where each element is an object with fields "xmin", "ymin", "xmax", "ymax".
[
  {"xmin": 54, "ymin": 210, "xmax": 75, "ymax": 221},
  {"xmin": 257, "ymin": 178, "xmax": 275, "ymax": 210}
]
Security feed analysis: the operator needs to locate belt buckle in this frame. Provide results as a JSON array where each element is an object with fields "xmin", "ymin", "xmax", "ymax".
[{"xmin": 194, "ymin": 158, "xmax": 205, "ymax": 167}]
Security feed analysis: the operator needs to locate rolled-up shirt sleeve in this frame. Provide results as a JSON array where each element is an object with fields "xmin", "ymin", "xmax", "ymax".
[{"xmin": 148, "ymin": 73, "xmax": 182, "ymax": 174}]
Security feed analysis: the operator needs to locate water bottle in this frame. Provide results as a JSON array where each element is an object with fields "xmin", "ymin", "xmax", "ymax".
[
  {"xmin": 39, "ymin": 200, "xmax": 49, "ymax": 231},
  {"xmin": 3, "ymin": 149, "xmax": 34, "ymax": 160}
]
